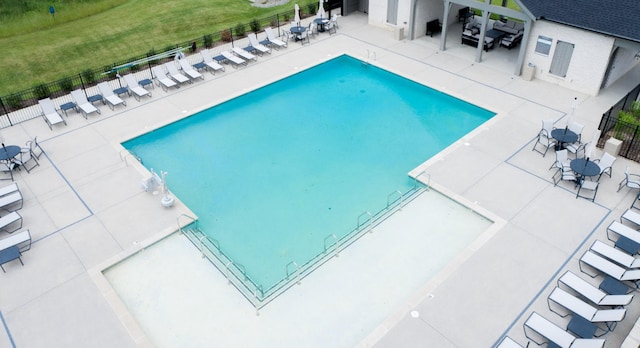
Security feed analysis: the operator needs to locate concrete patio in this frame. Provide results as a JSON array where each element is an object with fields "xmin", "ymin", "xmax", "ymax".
[{"xmin": 1, "ymin": 12, "xmax": 640, "ymax": 348}]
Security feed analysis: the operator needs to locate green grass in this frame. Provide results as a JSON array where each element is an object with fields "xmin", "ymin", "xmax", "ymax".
[{"xmin": 0, "ymin": 0, "xmax": 316, "ymax": 96}]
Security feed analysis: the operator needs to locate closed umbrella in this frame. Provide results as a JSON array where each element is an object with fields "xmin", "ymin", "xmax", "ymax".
[
  {"xmin": 317, "ymin": 0, "xmax": 326, "ymax": 19},
  {"xmin": 294, "ymin": 3, "xmax": 301, "ymax": 25}
]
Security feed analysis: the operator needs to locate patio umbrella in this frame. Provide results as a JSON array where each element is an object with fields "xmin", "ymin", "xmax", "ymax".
[
  {"xmin": 294, "ymin": 3, "xmax": 301, "ymax": 25},
  {"xmin": 317, "ymin": 0, "xmax": 326, "ymax": 19},
  {"xmin": 566, "ymin": 97, "xmax": 578, "ymax": 127}
]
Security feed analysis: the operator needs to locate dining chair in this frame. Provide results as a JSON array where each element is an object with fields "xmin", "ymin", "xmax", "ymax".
[
  {"xmin": 532, "ymin": 120, "xmax": 556, "ymax": 157},
  {"xmin": 577, "ymin": 179, "xmax": 599, "ymax": 201}
]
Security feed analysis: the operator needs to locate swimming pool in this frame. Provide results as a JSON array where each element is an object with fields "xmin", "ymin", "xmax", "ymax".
[{"xmin": 122, "ymin": 55, "xmax": 494, "ymax": 304}]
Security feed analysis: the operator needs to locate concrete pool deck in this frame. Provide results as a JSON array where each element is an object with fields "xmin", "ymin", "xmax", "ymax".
[{"xmin": 1, "ymin": 12, "xmax": 640, "ymax": 348}]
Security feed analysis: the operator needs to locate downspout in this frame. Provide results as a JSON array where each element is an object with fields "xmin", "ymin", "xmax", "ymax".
[
  {"xmin": 440, "ymin": 0, "xmax": 452, "ymax": 51},
  {"xmin": 409, "ymin": 0, "xmax": 417, "ymax": 40}
]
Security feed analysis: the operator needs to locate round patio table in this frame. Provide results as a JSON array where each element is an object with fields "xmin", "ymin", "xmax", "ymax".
[
  {"xmin": 0, "ymin": 146, "xmax": 20, "ymax": 162},
  {"xmin": 551, "ymin": 128, "xmax": 578, "ymax": 150},
  {"xmin": 314, "ymin": 18, "xmax": 329, "ymax": 32}
]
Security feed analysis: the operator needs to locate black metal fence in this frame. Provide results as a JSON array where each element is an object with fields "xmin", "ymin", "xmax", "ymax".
[
  {"xmin": 597, "ymin": 82, "xmax": 640, "ymax": 161},
  {"xmin": 0, "ymin": 8, "xmax": 319, "ymax": 128}
]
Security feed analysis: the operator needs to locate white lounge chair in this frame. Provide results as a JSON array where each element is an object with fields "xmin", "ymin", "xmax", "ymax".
[
  {"xmin": 607, "ymin": 220, "xmax": 640, "ymax": 254},
  {"xmin": 70, "ymin": 89, "xmax": 101, "ymax": 118},
  {"xmin": 0, "ymin": 191, "xmax": 23, "ymax": 211},
  {"xmin": 523, "ymin": 312, "xmax": 605, "ymax": 348},
  {"xmin": 164, "ymin": 62, "xmax": 191, "ymax": 85},
  {"xmin": 558, "ymin": 270, "xmax": 633, "ymax": 306},
  {"xmin": 122, "ymin": 74, "xmax": 152, "ymax": 101},
  {"xmin": 220, "ymin": 50, "xmax": 247, "ymax": 68},
  {"xmin": 263, "ymin": 27, "xmax": 287, "ymax": 49},
  {"xmin": 37, "ymin": 98, "xmax": 67, "ymax": 130},
  {"xmin": 0, "ymin": 183, "xmax": 19, "ymax": 197},
  {"xmin": 621, "ymin": 209, "xmax": 640, "ymax": 228},
  {"xmin": 151, "ymin": 66, "xmax": 179, "ymax": 91},
  {"xmin": 548, "ymin": 286, "xmax": 625, "ymax": 332},
  {"xmin": 580, "ymin": 250, "xmax": 640, "ymax": 286},
  {"xmin": 97, "ymin": 82, "xmax": 127, "ymax": 110},
  {"xmin": 178, "ymin": 59, "xmax": 204, "ymax": 81},
  {"xmin": 0, "ymin": 211, "xmax": 22, "ymax": 234},
  {"xmin": 495, "ymin": 336, "xmax": 525, "ymax": 348},
  {"xmin": 590, "ymin": 239, "xmax": 640, "ymax": 268},
  {"xmin": 247, "ymin": 33, "xmax": 271, "ymax": 55},
  {"xmin": 231, "ymin": 47, "xmax": 257, "ymax": 62},
  {"xmin": 199, "ymin": 50, "xmax": 225, "ymax": 74}
]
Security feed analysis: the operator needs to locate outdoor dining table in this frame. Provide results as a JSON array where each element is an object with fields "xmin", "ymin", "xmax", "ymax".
[
  {"xmin": 570, "ymin": 158, "xmax": 600, "ymax": 184},
  {"xmin": 0, "ymin": 145, "xmax": 21, "ymax": 162},
  {"xmin": 551, "ymin": 128, "xmax": 578, "ymax": 150},
  {"xmin": 290, "ymin": 26, "xmax": 306, "ymax": 40},
  {"xmin": 314, "ymin": 18, "xmax": 329, "ymax": 32}
]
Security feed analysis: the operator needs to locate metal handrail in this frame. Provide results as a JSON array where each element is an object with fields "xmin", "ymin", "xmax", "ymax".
[
  {"xmin": 414, "ymin": 170, "xmax": 430, "ymax": 189},
  {"xmin": 225, "ymin": 261, "xmax": 247, "ymax": 284},
  {"xmin": 357, "ymin": 211, "xmax": 373, "ymax": 233},
  {"xmin": 387, "ymin": 190, "xmax": 403, "ymax": 210},
  {"xmin": 285, "ymin": 261, "xmax": 301, "ymax": 285},
  {"xmin": 323, "ymin": 233, "xmax": 339, "ymax": 257}
]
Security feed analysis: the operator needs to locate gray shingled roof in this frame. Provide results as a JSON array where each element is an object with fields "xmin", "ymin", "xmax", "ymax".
[{"xmin": 520, "ymin": 0, "xmax": 640, "ymax": 43}]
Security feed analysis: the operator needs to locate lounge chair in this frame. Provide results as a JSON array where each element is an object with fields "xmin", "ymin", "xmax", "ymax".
[
  {"xmin": 199, "ymin": 50, "xmax": 226, "ymax": 74},
  {"xmin": 589, "ymin": 239, "xmax": 640, "ymax": 268},
  {"xmin": 263, "ymin": 27, "xmax": 287, "ymax": 49},
  {"xmin": 122, "ymin": 74, "xmax": 152, "ymax": 101},
  {"xmin": 164, "ymin": 62, "xmax": 191, "ymax": 85},
  {"xmin": 220, "ymin": 50, "xmax": 247, "ymax": 68},
  {"xmin": 621, "ymin": 209, "xmax": 640, "ymax": 228},
  {"xmin": 0, "ymin": 191, "xmax": 23, "ymax": 211},
  {"xmin": 178, "ymin": 59, "xmax": 204, "ymax": 81},
  {"xmin": 0, "ymin": 229, "xmax": 31, "ymax": 253},
  {"xmin": 579, "ymin": 249, "xmax": 640, "ymax": 286},
  {"xmin": 70, "ymin": 89, "xmax": 101, "ymax": 118},
  {"xmin": 0, "ymin": 211, "xmax": 22, "ymax": 233},
  {"xmin": 97, "ymin": 82, "xmax": 127, "ymax": 110},
  {"xmin": 548, "ymin": 286, "xmax": 625, "ymax": 332},
  {"xmin": 495, "ymin": 336, "xmax": 525, "ymax": 348},
  {"xmin": 231, "ymin": 47, "xmax": 257, "ymax": 62},
  {"xmin": 558, "ymin": 270, "xmax": 633, "ymax": 306},
  {"xmin": 37, "ymin": 98, "xmax": 67, "ymax": 130},
  {"xmin": 0, "ymin": 183, "xmax": 19, "ymax": 197},
  {"xmin": 523, "ymin": 312, "xmax": 605, "ymax": 348},
  {"xmin": 607, "ymin": 220, "xmax": 640, "ymax": 254},
  {"xmin": 247, "ymin": 33, "xmax": 271, "ymax": 55},
  {"xmin": 151, "ymin": 66, "xmax": 179, "ymax": 91}
]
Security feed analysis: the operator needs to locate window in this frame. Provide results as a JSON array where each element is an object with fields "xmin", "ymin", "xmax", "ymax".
[
  {"xmin": 386, "ymin": 0, "xmax": 398, "ymax": 25},
  {"xmin": 535, "ymin": 35, "xmax": 552, "ymax": 56},
  {"xmin": 549, "ymin": 41, "xmax": 574, "ymax": 78}
]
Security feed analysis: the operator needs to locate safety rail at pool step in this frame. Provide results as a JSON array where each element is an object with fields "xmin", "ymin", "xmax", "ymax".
[{"xmin": 177, "ymin": 179, "xmax": 430, "ymax": 312}]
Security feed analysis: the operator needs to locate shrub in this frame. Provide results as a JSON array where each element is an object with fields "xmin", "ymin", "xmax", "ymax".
[
  {"xmin": 81, "ymin": 69, "xmax": 96, "ymax": 85},
  {"xmin": 203, "ymin": 34, "xmax": 213, "ymax": 48},
  {"xmin": 249, "ymin": 19, "xmax": 260, "ymax": 33},
  {"xmin": 307, "ymin": 3, "xmax": 316, "ymax": 14},
  {"xmin": 147, "ymin": 49, "xmax": 158, "ymax": 64},
  {"xmin": 221, "ymin": 29, "xmax": 232, "ymax": 42},
  {"xmin": 33, "ymin": 83, "xmax": 50, "ymax": 99},
  {"xmin": 4, "ymin": 94, "xmax": 22, "ymax": 110},
  {"xmin": 58, "ymin": 77, "xmax": 74, "ymax": 92},
  {"xmin": 234, "ymin": 23, "xmax": 246, "ymax": 37}
]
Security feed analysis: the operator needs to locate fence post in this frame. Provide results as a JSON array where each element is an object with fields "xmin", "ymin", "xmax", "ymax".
[
  {"xmin": 0, "ymin": 98, "xmax": 12, "ymax": 127},
  {"xmin": 79, "ymin": 73, "xmax": 87, "ymax": 97}
]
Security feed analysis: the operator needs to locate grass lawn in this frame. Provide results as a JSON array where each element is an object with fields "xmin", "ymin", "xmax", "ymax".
[{"xmin": 0, "ymin": 0, "xmax": 315, "ymax": 96}]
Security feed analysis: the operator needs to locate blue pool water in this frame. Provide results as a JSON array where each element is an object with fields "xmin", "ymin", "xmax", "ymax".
[{"xmin": 122, "ymin": 55, "xmax": 494, "ymax": 291}]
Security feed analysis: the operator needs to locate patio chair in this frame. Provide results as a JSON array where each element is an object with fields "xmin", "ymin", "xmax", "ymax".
[
  {"xmin": 523, "ymin": 312, "xmax": 605, "ymax": 348},
  {"xmin": 532, "ymin": 120, "xmax": 556, "ymax": 157},
  {"xmin": 576, "ymin": 179, "xmax": 598, "ymax": 201},
  {"xmin": 220, "ymin": 51, "xmax": 247, "ymax": 68},
  {"xmin": 606, "ymin": 220, "xmax": 640, "ymax": 255},
  {"xmin": 37, "ymin": 98, "xmax": 67, "ymax": 130},
  {"xmin": 307, "ymin": 22, "xmax": 317, "ymax": 39},
  {"xmin": 247, "ymin": 33, "xmax": 271, "ymax": 55},
  {"xmin": 558, "ymin": 270, "xmax": 633, "ymax": 306},
  {"xmin": 618, "ymin": 166, "xmax": 640, "ymax": 192},
  {"xmin": 97, "ymin": 82, "xmax": 127, "ymax": 110},
  {"xmin": 70, "ymin": 89, "xmax": 101, "ymax": 118},
  {"xmin": 579, "ymin": 249, "xmax": 640, "ymax": 288},
  {"xmin": 23, "ymin": 137, "xmax": 43, "ymax": 160},
  {"xmin": 178, "ymin": 59, "xmax": 204, "ymax": 81},
  {"xmin": 151, "ymin": 66, "xmax": 179, "ymax": 91},
  {"xmin": 553, "ymin": 164, "xmax": 576, "ymax": 187},
  {"xmin": 0, "ymin": 191, "xmax": 23, "ymax": 211},
  {"xmin": 263, "ymin": 27, "xmax": 287, "ymax": 49},
  {"xmin": 590, "ymin": 239, "xmax": 640, "ymax": 268},
  {"xmin": 594, "ymin": 152, "xmax": 616, "ymax": 179},
  {"xmin": 122, "ymin": 74, "xmax": 152, "ymax": 101},
  {"xmin": 199, "ymin": 50, "xmax": 226, "ymax": 74},
  {"xmin": 326, "ymin": 15, "xmax": 338, "ymax": 34},
  {"xmin": 231, "ymin": 47, "xmax": 258, "ymax": 62},
  {"xmin": 164, "ymin": 62, "xmax": 191, "ymax": 85},
  {"xmin": 568, "ymin": 121, "xmax": 584, "ymax": 142},
  {"xmin": 0, "ymin": 162, "xmax": 16, "ymax": 181},
  {"xmin": 548, "ymin": 286, "xmax": 625, "ymax": 332},
  {"xmin": 297, "ymin": 29, "xmax": 311, "ymax": 45},
  {"xmin": 13, "ymin": 149, "xmax": 39, "ymax": 173},
  {"xmin": 0, "ymin": 211, "xmax": 22, "ymax": 234}
]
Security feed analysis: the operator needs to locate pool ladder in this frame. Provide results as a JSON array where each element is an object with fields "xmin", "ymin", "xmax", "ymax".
[{"xmin": 363, "ymin": 49, "xmax": 376, "ymax": 64}]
